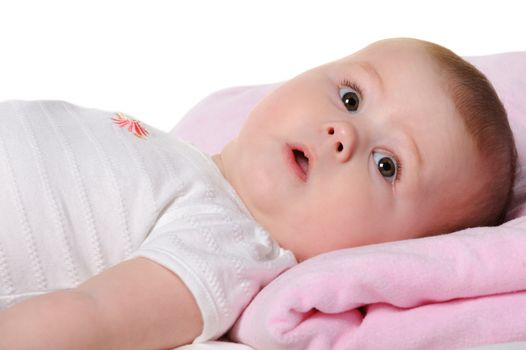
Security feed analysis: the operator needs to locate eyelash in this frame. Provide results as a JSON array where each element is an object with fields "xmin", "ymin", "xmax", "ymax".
[
  {"xmin": 390, "ymin": 153, "xmax": 403, "ymax": 183},
  {"xmin": 340, "ymin": 79, "xmax": 364, "ymax": 102},
  {"xmin": 338, "ymin": 79, "xmax": 403, "ymax": 183},
  {"xmin": 373, "ymin": 150, "xmax": 404, "ymax": 184}
]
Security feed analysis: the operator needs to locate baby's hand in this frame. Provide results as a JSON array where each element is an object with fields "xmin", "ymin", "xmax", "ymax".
[{"xmin": 0, "ymin": 258, "xmax": 202, "ymax": 350}]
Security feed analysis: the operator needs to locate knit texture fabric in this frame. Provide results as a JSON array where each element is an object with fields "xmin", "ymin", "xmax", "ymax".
[{"xmin": 0, "ymin": 100, "xmax": 296, "ymax": 340}]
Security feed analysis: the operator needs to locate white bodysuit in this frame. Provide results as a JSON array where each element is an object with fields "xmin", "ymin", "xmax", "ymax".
[{"xmin": 0, "ymin": 100, "xmax": 297, "ymax": 341}]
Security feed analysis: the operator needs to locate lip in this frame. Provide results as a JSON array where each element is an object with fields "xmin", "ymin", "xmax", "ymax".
[{"xmin": 284, "ymin": 143, "xmax": 312, "ymax": 182}]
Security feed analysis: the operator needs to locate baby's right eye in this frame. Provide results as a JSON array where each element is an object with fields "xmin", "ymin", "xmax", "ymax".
[{"xmin": 339, "ymin": 86, "xmax": 360, "ymax": 112}]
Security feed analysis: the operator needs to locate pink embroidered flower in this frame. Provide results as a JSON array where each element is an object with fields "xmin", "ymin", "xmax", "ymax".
[{"xmin": 112, "ymin": 112, "xmax": 150, "ymax": 139}]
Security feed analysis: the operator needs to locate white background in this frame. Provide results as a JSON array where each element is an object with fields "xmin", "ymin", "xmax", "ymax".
[{"xmin": 1, "ymin": 0, "xmax": 524, "ymax": 132}]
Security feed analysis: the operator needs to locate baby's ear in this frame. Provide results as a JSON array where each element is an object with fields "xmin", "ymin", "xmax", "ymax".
[{"xmin": 170, "ymin": 84, "xmax": 280, "ymax": 154}]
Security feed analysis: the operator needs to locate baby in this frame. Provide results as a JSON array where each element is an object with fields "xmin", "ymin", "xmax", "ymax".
[{"xmin": 0, "ymin": 38, "xmax": 517, "ymax": 349}]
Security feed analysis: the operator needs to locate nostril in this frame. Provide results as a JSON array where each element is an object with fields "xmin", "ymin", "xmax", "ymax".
[
  {"xmin": 328, "ymin": 127, "xmax": 335, "ymax": 135},
  {"xmin": 337, "ymin": 142, "xmax": 343, "ymax": 152}
]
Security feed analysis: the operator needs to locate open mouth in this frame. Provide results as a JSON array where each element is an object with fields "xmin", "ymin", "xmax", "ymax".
[{"xmin": 289, "ymin": 146, "xmax": 310, "ymax": 181}]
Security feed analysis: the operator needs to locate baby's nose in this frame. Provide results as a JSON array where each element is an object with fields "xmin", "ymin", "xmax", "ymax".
[{"xmin": 324, "ymin": 121, "xmax": 356, "ymax": 163}]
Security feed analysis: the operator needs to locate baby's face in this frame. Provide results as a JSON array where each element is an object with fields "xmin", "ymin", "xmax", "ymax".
[{"xmin": 218, "ymin": 39, "xmax": 481, "ymax": 261}]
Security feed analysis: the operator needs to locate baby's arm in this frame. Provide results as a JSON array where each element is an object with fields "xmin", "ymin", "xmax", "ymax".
[{"xmin": 0, "ymin": 258, "xmax": 203, "ymax": 349}]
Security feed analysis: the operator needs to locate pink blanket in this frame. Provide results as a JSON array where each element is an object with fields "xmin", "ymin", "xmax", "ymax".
[{"xmin": 230, "ymin": 216, "xmax": 526, "ymax": 349}]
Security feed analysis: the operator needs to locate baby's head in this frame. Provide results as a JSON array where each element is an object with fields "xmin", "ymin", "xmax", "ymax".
[{"xmin": 215, "ymin": 38, "xmax": 517, "ymax": 261}]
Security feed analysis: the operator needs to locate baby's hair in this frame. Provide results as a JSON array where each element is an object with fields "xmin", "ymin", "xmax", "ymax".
[{"xmin": 422, "ymin": 40, "xmax": 517, "ymax": 229}]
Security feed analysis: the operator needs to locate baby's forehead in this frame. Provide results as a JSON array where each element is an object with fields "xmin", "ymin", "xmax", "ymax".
[{"xmin": 336, "ymin": 51, "xmax": 445, "ymax": 101}]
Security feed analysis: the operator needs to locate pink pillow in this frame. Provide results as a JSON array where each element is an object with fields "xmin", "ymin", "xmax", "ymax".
[{"xmin": 171, "ymin": 52, "xmax": 526, "ymax": 219}]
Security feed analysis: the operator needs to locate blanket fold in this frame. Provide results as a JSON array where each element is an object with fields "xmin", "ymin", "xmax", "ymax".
[{"xmin": 230, "ymin": 216, "xmax": 526, "ymax": 350}]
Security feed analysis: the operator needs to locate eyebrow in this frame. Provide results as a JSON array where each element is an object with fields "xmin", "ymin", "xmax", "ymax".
[
  {"xmin": 396, "ymin": 128, "xmax": 423, "ymax": 183},
  {"xmin": 355, "ymin": 61, "xmax": 384, "ymax": 93}
]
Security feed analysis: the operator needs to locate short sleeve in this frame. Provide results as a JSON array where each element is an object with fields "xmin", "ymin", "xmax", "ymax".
[{"xmin": 131, "ymin": 203, "xmax": 296, "ymax": 342}]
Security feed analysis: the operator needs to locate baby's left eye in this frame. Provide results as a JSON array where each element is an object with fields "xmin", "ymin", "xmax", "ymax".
[{"xmin": 373, "ymin": 151, "xmax": 398, "ymax": 183}]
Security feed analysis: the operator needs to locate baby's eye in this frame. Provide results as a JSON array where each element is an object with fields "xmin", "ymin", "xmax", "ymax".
[
  {"xmin": 339, "ymin": 86, "xmax": 360, "ymax": 112},
  {"xmin": 373, "ymin": 151, "xmax": 398, "ymax": 183}
]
